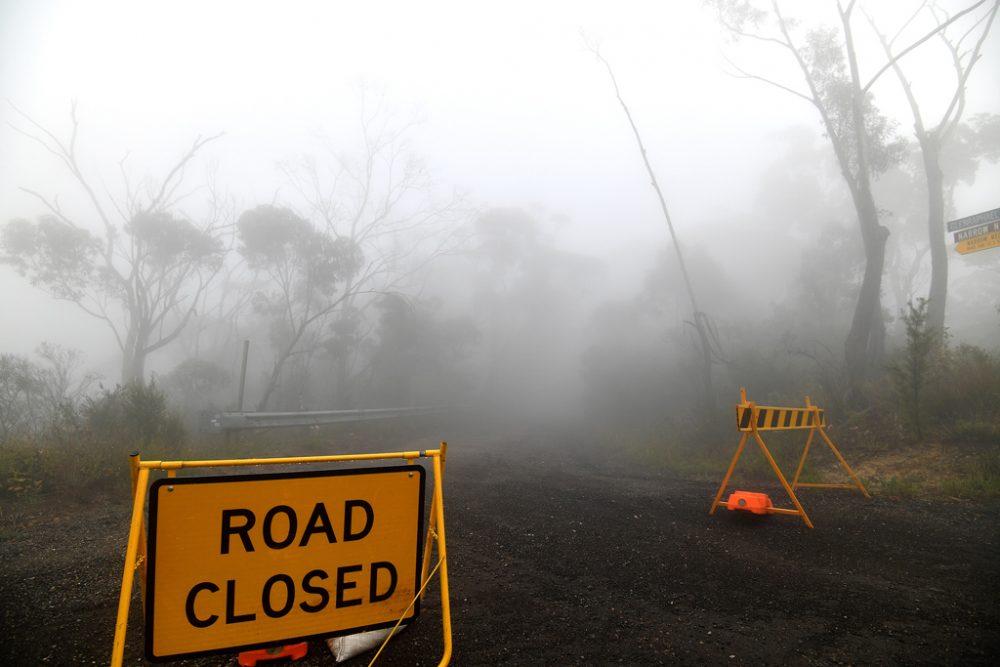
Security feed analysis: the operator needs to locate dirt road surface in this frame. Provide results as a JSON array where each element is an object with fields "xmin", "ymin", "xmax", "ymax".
[{"xmin": 2, "ymin": 425, "xmax": 998, "ymax": 666}]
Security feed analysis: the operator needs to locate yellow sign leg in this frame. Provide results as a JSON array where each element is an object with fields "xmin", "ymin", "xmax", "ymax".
[
  {"xmin": 110, "ymin": 465, "xmax": 149, "ymax": 667},
  {"xmin": 432, "ymin": 448, "xmax": 453, "ymax": 666}
]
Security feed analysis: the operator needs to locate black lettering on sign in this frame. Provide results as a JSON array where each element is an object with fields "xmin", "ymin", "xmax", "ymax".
[
  {"xmin": 225, "ymin": 579, "xmax": 256, "ymax": 624},
  {"xmin": 262, "ymin": 574, "xmax": 295, "ymax": 618},
  {"xmin": 185, "ymin": 582, "xmax": 219, "ymax": 628},
  {"xmin": 299, "ymin": 502, "xmax": 337, "ymax": 547},
  {"xmin": 369, "ymin": 561, "xmax": 397, "ymax": 603},
  {"xmin": 344, "ymin": 500, "xmax": 374, "ymax": 542},
  {"xmin": 220, "ymin": 508, "xmax": 255, "ymax": 554},
  {"xmin": 299, "ymin": 569, "xmax": 330, "ymax": 613},
  {"xmin": 336, "ymin": 564, "xmax": 364, "ymax": 608},
  {"xmin": 263, "ymin": 505, "xmax": 297, "ymax": 549}
]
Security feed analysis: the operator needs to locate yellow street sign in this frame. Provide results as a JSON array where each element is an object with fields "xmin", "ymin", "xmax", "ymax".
[
  {"xmin": 145, "ymin": 466, "xmax": 425, "ymax": 661},
  {"xmin": 955, "ymin": 230, "xmax": 1000, "ymax": 255}
]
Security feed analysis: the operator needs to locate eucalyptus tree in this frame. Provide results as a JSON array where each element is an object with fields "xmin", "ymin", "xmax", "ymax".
[
  {"xmin": 586, "ymin": 42, "xmax": 725, "ymax": 414},
  {"xmin": 711, "ymin": 0, "xmax": 978, "ymax": 402},
  {"xmin": 866, "ymin": 0, "xmax": 1000, "ymax": 332},
  {"xmin": 236, "ymin": 204, "xmax": 363, "ymax": 410},
  {"xmin": 1, "ymin": 103, "xmax": 228, "ymax": 383},
  {"xmin": 280, "ymin": 91, "xmax": 469, "ymax": 407}
]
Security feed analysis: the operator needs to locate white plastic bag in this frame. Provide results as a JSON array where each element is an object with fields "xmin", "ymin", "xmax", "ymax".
[{"xmin": 325, "ymin": 625, "xmax": 407, "ymax": 663}]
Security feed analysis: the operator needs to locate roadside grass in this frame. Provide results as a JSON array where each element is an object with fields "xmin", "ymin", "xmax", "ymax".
[
  {"xmin": 946, "ymin": 420, "xmax": 1000, "ymax": 443},
  {"xmin": 870, "ymin": 454, "xmax": 1000, "ymax": 499},
  {"xmin": 875, "ymin": 475, "xmax": 922, "ymax": 498},
  {"xmin": 616, "ymin": 426, "xmax": 830, "ymax": 485},
  {"xmin": 939, "ymin": 454, "xmax": 1000, "ymax": 499},
  {"xmin": 0, "ymin": 411, "xmax": 454, "ymax": 507},
  {"xmin": 0, "ymin": 502, "xmax": 30, "ymax": 539},
  {"xmin": 610, "ymin": 418, "xmax": 1000, "ymax": 501}
]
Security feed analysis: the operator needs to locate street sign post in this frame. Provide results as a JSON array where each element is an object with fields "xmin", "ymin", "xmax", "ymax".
[{"xmin": 947, "ymin": 207, "xmax": 1000, "ymax": 233}]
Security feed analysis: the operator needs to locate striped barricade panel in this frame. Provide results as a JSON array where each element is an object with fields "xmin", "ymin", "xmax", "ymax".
[{"xmin": 736, "ymin": 405, "xmax": 825, "ymax": 432}]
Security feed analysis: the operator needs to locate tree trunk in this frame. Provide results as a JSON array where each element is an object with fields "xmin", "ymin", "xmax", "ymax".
[
  {"xmin": 121, "ymin": 335, "xmax": 147, "ymax": 385},
  {"xmin": 257, "ymin": 365, "xmax": 280, "ymax": 412},
  {"xmin": 332, "ymin": 352, "xmax": 354, "ymax": 409},
  {"xmin": 844, "ymin": 186, "xmax": 889, "ymax": 402},
  {"xmin": 921, "ymin": 135, "xmax": 948, "ymax": 332},
  {"xmin": 841, "ymin": 10, "xmax": 888, "ymax": 405}
]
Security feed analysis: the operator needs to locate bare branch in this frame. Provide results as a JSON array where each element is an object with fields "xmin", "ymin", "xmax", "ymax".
[
  {"xmin": 939, "ymin": 0, "xmax": 999, "ymax": 139},
  {"xmin": 862, "ymin": 0, "xmax": 990, "ymax": 92},
  {"xmin": 147, "ymin": 132, "xmax": 225, "ymax": 212},
  {"xmin": 18, "ymin": 188, "xmax": 78, "ymax": 228},
  {"xmin": 722, "ymin": 55, "xmax": 816, "ymax": 104}
]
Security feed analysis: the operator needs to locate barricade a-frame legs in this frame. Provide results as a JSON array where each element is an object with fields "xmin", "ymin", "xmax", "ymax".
[
  {"xmin": 791, "ymin": 427, "xmax": 871, "ymax": 498},
  {"xmin": 709, "ymin": 429, "xmax": 814, "ymax": 528},
  {"xmin": 750, "ymin": 429, "xmax": 813, "ymax": 528}
]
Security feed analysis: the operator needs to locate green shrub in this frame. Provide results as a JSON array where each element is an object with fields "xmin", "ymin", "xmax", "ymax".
[
  {"xmin": 84, "ymin": 380, "xmax": 186, "ymax": 450},
  {"xmin": 1, "ymin": 381, "xmax": 187, "ymax": 501},
  {"xmin": 0, "ymin": 444, "xmax": 44, "ymax": 496},
  {"xmin": 929, "ymin": 345, "xmax": 1000, "ymax": 435},
  {"xmin": 885, "ymin": 299, "xmax": 945, "ymax": 441}
]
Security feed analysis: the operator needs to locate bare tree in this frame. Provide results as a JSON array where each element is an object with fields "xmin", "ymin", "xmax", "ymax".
[
  {"xmin": 280, "ymin": 91, "xmax": 470, "ymax": 407},
  {"xmin": 866, "ymin": 0, "xmax": 1000, "ymax": 332},
  {"xmin": 712, "ymin": 0, "xmax": 975, "ymax": 402},
  {"xmin": 1, "ymin": 103, "xmax": 229, "ymax": 384},
  {"xmin": 586, "ymin": 42, "xmax": 723, "ymax": 414},
  {"xmin": 236, "ymin": 204, "xmax": 364, "ymax": 411}
]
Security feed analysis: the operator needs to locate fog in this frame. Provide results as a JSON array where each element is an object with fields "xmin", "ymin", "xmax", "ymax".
[{"xmin": 2, "ymin": 0, "xmax": 998, "ymax": 434}]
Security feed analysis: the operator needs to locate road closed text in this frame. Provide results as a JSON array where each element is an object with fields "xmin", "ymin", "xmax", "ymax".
[
  {"xmin": 145, "ymin": 467, "xmax": 425, "ymax": 660},
  {"xmin": 184, "ymin": 500, "xmax": 399, "ymax": 628}
]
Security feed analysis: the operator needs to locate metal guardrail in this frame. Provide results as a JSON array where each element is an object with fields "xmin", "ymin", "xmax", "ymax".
[{"xmin": 212, "ymin": 406, "xmax": 446, "ymax": 431}]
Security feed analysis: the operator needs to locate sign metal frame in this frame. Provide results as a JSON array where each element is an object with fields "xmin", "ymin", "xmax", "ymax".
[{"xmin": 110, "ymin": 446, "xmax": 452, "ymax": 666}]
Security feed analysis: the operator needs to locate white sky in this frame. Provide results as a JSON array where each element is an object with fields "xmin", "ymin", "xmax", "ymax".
[{"xmin": 1, "ymin": 0, "xmax": 998, "ymax": 367}]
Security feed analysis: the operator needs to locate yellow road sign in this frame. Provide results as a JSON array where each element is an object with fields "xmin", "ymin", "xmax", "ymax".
[
  {"xmin": 145, "ymin": 466, "xmax": 425, "ymax": 661},
  {"xmin": 956, "ymin": 230, "xmax": 1000, "ymax": 255}
]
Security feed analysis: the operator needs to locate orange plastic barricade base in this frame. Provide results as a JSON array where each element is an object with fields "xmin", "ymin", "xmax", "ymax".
[
  {"xmin": 238, "ymin": 642, "xmax": 308, "ymax": 666},
  {"xmin": 726, "ymin": 490, "xmax": 773, "ymax": 515}
]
